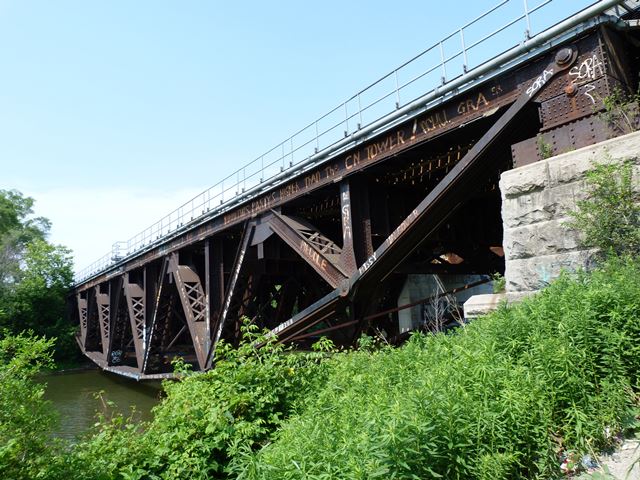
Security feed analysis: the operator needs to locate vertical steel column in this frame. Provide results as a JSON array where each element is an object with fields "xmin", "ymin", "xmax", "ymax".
[
  {"xmin": 76, "ymin": 293, "xmax": 88, "ymax": 350},
  {"xmin": 349, "ymin": 178, "xmax": 374, "ymax": 265},
  {"xmin": 124, "ymin": 272, "xmax": 146, "ymax": 369},
  {"xmin": 170, "ymin": 253, "xmax": 209, "ymax": 370},
  {"xmin": 142, "ymin": 257, "xmax": 170, "ymax": 374},
  {"xmin": 95, "ymin": 286, "xmax": 110, "ymax": 360},
  {"xmin": 107, "ymin": 276, "xmax": 123, "ymax": 365},
  {"xmin": 207, "ymin": 221, "xmax": 254, "ymax": 368},
  {"xmin": 204, "ymin": 240, "xmax": 211, "ymax": 347},
  {"xmin": 339, "ymin": 181, "xmax": 357, "ymax": 276}
]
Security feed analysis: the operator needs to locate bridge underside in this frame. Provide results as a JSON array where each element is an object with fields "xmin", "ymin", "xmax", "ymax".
[{"xmin": 71, "ymin": 24, "xmax": 639, "ymax": 380}]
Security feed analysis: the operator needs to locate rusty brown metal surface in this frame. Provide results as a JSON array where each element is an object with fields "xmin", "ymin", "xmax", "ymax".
[
  {"xmin": 265, "ymin": 211, "xmax": 348, "ymax": 289},
  {"xmin": 511, "ymin": 114, "xmax": 613, "ymax": 167},
  {"xmin": 170, "ymin": 254, "xmax": 209, "ymax": 369},
  {"xmin": 71, "ymin": 25, "xmax": 640, "ymax": 378},
  {"xmin": 124, "ymin": 273, "xmax": 146, "ymax": 368},
  {"xmin": 78, "ymin": 29, "xmax": 606, "ymax": 294},
  {"xmin": 207, "ymin": 221, "xmax": 254, "ymax": 367},
  {"xmin": 95, "ymin": 289, "xmax": 110, "ymax": 359},
  {"xmin": 352, "ymin": 47, "xmax": 578, "ymax": 294}
]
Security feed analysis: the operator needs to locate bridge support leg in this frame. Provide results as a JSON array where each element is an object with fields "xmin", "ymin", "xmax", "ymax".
[
  {"xmin": 107, "ymin": 276, "xmax": 124, "ymax": 365},
  {"xmin": 124, "ymin": 273, "xmax": 146, "ymax": 370},
  {"xmin": 77, "ymin": 293, "xmax": 88, "ymax": 350},
  {"xmin": 142, "ymin": 257, "xmax": 171, "ymax": 374},
  {"xmin": 170, "ymin": 253, "xmax": 209, "ymax": 370},
  {"xmin": 339, "ymin": 179, "xmax": 373, "ymax": 275},
  {"xmin": 207, "ymin": 221, "xmax": 254, "ymax": 368},
  {"xmin": 95, "ymin": 286, "xmax": 111, "ymax": 361}
]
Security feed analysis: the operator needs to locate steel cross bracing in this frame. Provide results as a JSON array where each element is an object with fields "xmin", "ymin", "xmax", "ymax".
[
  {"xmin": 71, "ymin": 6, "xmax": 640, "ymax": 378},
  {"xmin": 75, "ymin": 0, "xmax": 635, "ymax": 284}
]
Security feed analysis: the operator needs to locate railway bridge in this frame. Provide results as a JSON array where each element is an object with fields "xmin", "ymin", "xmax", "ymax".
[{"xmin": 71, "ymin": 0, "xmax": 640, "ymax": 379}]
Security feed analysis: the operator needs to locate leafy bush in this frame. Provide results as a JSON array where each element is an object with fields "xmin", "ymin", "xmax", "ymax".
[
  {"xmin": 0, "ymin": 332, "xmax": 57, "ymax": 480},
  {"xmin": 233, "ymin": 258, "xmax": 640, "ymax": 479},
  {"xmin": 54, "ymin": 322, "xmax": 330, "ymax": 479},
  {"xmin": 566, "ymin": 158, "xmax": 640, "ymax": 258}
]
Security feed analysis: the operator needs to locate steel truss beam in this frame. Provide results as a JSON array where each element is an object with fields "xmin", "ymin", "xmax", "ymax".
[
  {"xmin": 207, "ymin": 221, "xmax": 254, "ymax": 368},
  {"xmin": 142, "ymin": 257, "xmax": 170, "ymax": 374},
  {"xmin": 265, "ymin": 210, "xmax": 348, "ymax": 289},
  {"xmin": 353, "ymin": 47, "xmax": 579, "ymax": 290},
  {"xmin": 95, "ymin": 287, "xmax": 110, "ymax": 360},
  {"xmin": 269, "ymin": 46, "xmax": 579, "ymax": 344},
  {"xmin": 124, "ymin": 273, "xmax": 146, "ymax": 368},
  {"xmin": 77, "ymin": 294, "xmax": 87, "ymax": 349},
  {"xmin": 169, "ymin": 253, "xmax": 209, "ymax": 370}
]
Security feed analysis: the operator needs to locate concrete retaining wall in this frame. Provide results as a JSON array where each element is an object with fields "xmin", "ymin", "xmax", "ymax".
[{"xmin": 500, "ymin": 130, "xmax": 640, "ymax": 293}]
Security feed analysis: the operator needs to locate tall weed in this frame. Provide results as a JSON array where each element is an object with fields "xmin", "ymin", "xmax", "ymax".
[{"xmin": 233, "ymin": 258, "xmax": 640, "ymax": 479}]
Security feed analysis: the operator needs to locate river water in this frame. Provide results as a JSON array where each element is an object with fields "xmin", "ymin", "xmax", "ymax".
[{"xmin": 41, "ymin": 369, "xmax": 163, "ymax": 441}]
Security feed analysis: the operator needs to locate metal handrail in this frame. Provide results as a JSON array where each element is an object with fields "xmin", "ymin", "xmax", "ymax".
[{"xmin": 75, "ymin": 0, "xmax": 627, "ymax": 283}]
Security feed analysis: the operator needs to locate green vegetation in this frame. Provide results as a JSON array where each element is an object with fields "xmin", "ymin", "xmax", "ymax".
[
  {"xmin": 0, "ymin": 258, "xmax": 638, "ymax": 479},
  {"xmin": 48, "ymin": 324, "xmax": 331, "ymax": 479},
  {"xmin": 233, "ymin": 258, "xmax": 640, "ymax": 479},
  {"xmin": 566, "ymin": 158, "xmax": 640, "ymax": 257},
  {"xmin": 0, "ymin": 189, "xmax": 75, "ymax": 363},
  {"xmin": 0, "ymin": 332, "xmax": 58, "ymax": 480},
  {"xmin": 2, "ymin": 256, "xmax": 626, "ymax": 480},
  {"xmin": 599, "ymin": 86, "xmax": 640, "ymax": 135},
  {"xmin": 537, "ymin": 136, "xmax": 554, "ymax": 160},
  {"xmin": 491, "ymin": 272, "xmax": 506, "ymax": 293}
]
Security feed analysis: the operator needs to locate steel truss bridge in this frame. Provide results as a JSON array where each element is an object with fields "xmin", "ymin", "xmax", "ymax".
[{"xmin": 71, "ymin": 0, "xmax": 640, "ymax": 379}]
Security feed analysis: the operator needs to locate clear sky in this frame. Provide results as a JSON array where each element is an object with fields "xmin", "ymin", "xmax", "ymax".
[{"xmin": 0, "ymin": 0, "xmax": 598, "ymax": 273}]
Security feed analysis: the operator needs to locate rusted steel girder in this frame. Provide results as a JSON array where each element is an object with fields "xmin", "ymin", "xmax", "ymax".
[
  {"xmin": 95, "ymin": 289, "xmax": 110, "ymax": 360},
  {"xmin": 76, "ymin": 294, "xmax": 88, "ymax": 349},
  {"xmin": 352, "ymin": 48, "xmax": 578, "ymax": 290},
  {"xmin": 124, "ymin": 273, "xmax": 146, "ymax": 368},
  {"xmin": 169, "ymin": 253, "xmax": 209, "ymax": 369},
  {"xmin": 206, "ymin": 221, "xmax": 254, "ymax": 368},
  {"xmin": 274, "ymin": 45, "xmax": 579, "ymax": 343},
  {"xmin": 265, "ymin": 211, "xmax": 348, "ymax": 290},
  {"xmin": 75, "ymin": 30, "xmax": 616, "ymax": 294}
]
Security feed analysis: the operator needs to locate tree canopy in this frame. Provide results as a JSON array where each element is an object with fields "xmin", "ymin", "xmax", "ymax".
[{"xmin": 0, "ymin": 190, "xmax": 76, "ymax": 362}]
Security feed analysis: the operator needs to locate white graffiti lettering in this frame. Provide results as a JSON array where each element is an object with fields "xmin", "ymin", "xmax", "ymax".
[
  {"xmin": 569, "ymin": 54, "xmax": 605, "ymax": 81},
  {"xmin": 526, "ymin": 68, "xmax": 554, "ymax": 97}
]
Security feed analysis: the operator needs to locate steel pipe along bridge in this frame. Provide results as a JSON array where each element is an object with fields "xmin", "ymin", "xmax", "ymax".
[{"xmin": 71, "ymin": 0, "xmax": 640, "ymax": 379}]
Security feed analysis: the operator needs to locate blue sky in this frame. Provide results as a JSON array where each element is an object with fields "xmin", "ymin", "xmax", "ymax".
[{"xmin": 0, "ymin": 0, "xmax": 597, "ymax": 272}]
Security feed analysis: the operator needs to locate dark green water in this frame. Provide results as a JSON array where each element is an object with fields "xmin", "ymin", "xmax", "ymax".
[{"xmin": 41, "ymin": 370, "xmax": 163, "ymax": 441}]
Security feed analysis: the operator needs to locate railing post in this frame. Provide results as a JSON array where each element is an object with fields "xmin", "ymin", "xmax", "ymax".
[
  {"xmin": 460, "ymin": 28, "xmax": 468, "ymax": 72},
  {"xmin": 357, "ymin": 93, "xmax": 363, "ymax": 129},
  {"xmin": 523, "ymin": 0, "xmax": 531, "ymax": 39},
  {"xmin": 394, "ymin": 70, "xmax": 400, "ymax": 108},
  {"xmin": 290, "ymin": 137, "xmax": 293, "ymax": 167},
  {"xmin": 315, "ymin": 121, "xmax": 319, "ymax": 152},
  {"xmin": 439, "ymin": 41, "xmax": 447, "ymax": 84},
  {"xmin": 344, "ymin": 102, "xmax": 349, "ymax": 137}
]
